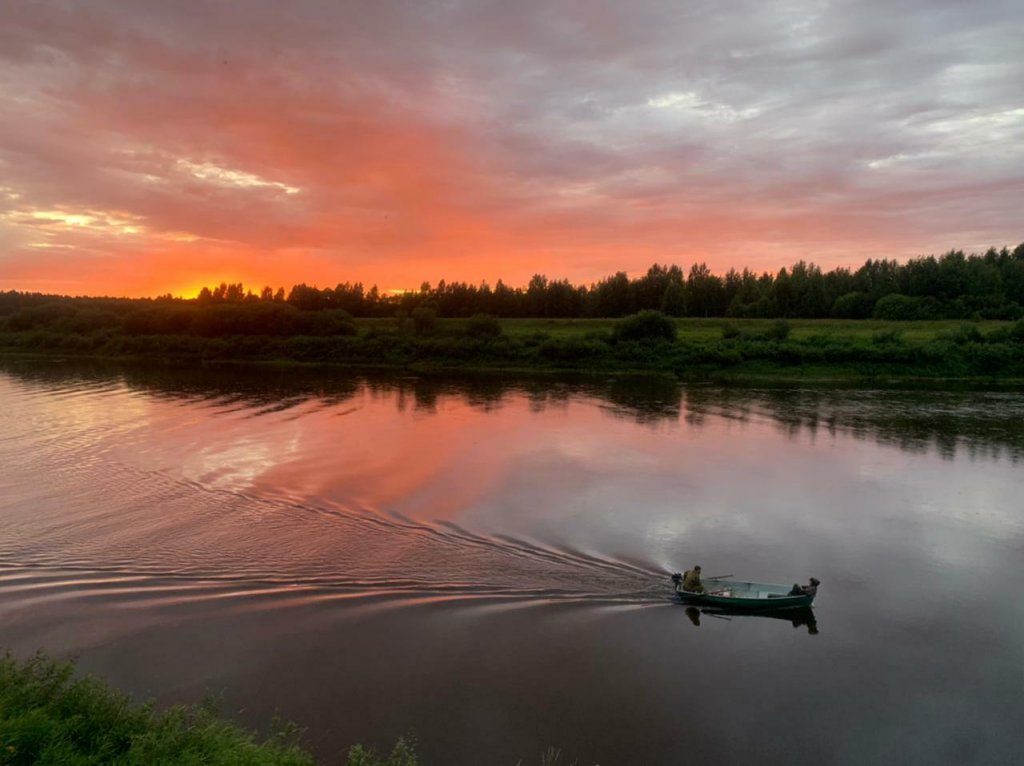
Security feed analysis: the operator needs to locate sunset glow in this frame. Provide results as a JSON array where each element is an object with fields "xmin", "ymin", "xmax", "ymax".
[{"xmin": 1, "ymin": 1, "xmax": 1022, "ymax": 297}]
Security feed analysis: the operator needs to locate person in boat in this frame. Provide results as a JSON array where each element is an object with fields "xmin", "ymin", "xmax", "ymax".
[
  {"xmin": 680, "ymin": 565, "xmax": 705, "ymax": 594},
  {"xmin": 788, "ymin": 577, "xmax": 820, "ymax": 597}
]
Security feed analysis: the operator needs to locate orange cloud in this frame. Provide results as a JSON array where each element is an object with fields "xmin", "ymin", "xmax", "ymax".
[{"xmin": 1, "ymin": 2, "xmax": 1021, "ymax": 297}]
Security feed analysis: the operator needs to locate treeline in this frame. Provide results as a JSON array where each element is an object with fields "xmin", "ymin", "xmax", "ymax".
[
  {"xmin": 215, "ymin": 243, "xmax": 1024, "ymax": 320},
  {"xmin": 1, "ymin": 244, "xmax": 1023, "ymax": 332}
]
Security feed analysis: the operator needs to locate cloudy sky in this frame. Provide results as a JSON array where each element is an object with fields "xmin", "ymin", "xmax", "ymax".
[{"xmin": 1, "ymin": 0, "xmax": 1022, "ymax": 297}]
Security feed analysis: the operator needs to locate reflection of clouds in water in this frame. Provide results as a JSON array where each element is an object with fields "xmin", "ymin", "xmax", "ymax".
[
  {"xmin": 182, "ymin": 431, "xmax": 301, "ymax": 491},
  {"xmin": 1, "ymin": 362, "xmax": 1021, "ymax": 766},
  {"xmin": 0, "ymin": 377, "xmax": 150, "ymax": 455},
  {"xmin": 542, "ymin": 430, "xmax": 658, "ymax": 468},
  {"xmin": 0, "ymin": 362, "xmax": 1021, "ymax": 619},
  {"xmin": 916, "ymin": 476, "xmax": 1023, "ymax": 556}
]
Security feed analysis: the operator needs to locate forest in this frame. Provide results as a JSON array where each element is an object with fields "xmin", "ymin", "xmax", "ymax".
[{"xmin": 3, "ymin": 243, "xmax": 1024, "ymax": 330}]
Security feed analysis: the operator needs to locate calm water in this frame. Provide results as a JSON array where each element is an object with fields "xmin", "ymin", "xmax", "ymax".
[{"xmin": 0, "ymin": 360, "xmax": 1021, "ymax": 765}]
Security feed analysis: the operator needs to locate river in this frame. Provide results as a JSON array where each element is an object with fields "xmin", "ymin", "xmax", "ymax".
[{"xmin": 0, "ymin": 360, "xmax": 1021, "ymax": 765}]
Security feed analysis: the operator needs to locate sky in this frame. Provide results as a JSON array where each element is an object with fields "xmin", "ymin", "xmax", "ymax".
[{"xmin": 1, "ymin": 0, "xmax": 1022, "ymax": 298}]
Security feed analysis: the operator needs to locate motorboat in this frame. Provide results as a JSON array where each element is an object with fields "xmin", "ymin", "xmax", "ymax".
[{"xmin": 672, "ymin": 574, "xmax": 817, "ymax": 610}]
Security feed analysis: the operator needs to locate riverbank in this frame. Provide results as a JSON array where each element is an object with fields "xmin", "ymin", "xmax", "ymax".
[
  {"xmin": 2, "ymin": 316, "xmax": 1023, "ymax": 383},
  {"xmin": 0, "ymin": 652, "xmax": 416, "ymax": 766}
]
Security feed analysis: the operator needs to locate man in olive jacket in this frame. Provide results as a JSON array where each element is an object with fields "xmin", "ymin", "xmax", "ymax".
[{"xmin": 681, "ymin": 565, "xmax": 705, "ymax": 594}]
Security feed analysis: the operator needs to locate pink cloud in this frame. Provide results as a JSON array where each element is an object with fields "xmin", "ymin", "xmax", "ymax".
[{"xmin": 1, "ymin": 1, "xmax": 1021, "ymax": 296}]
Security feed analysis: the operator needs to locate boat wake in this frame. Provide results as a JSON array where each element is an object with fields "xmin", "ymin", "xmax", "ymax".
[
  {"xmin": 0, "ymin": 372, "xmax": 676, "ymax": 613},
  {"xmin": 0, "ymin": 450, "xmax": 671, "ymax": 610}
]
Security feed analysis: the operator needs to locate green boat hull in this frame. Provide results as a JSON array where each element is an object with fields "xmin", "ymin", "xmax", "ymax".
[{"xmin": 674, "ymin": 578, "xmax": 815, "ymax": 611}]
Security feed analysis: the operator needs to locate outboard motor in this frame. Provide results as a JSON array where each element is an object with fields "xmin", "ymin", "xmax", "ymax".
[{"xmin": 671, "ymin": 572, "xmax": 684, "ymax": 600}]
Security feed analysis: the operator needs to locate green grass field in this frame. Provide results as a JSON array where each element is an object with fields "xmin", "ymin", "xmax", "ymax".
[{"xmin": 3, "ymin": 316, "xmax": 1023, "ymax": 383}]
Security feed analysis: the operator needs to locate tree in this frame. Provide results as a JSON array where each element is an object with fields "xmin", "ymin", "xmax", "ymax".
[
  {"xmin": 634, "ymin": 264, "xmax": 673, "ymax": 311},
  {"xmin": 686, "ymin": 263, "xmax": 724, "ymax": 317},
  {"xmin": 661, "ymin": 280, "xmax": 686, "ymax": 316},
  {"xmin": 287, "ymin": 284, "xmax": 325, "ymax": 311},
  {"xmin": 593, "ymin": 272, "xmax": 632, "ymax": 317},
  {"xmin": 526, "ymin": 274, "xmax": 549, "ymax": 317}
]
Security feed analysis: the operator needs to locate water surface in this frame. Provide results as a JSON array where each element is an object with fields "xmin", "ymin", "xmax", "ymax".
[{"xmin": 0, "ymin": 360, "xmax": 1021, "ymax": 764}]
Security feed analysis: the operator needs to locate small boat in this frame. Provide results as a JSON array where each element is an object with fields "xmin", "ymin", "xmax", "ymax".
[{"xmin": 671, "ymin": 575, "xmax": 816, "ymax": 610}]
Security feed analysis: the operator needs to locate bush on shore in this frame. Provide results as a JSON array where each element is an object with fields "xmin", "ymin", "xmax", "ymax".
[
  {"xmin": 464, "ymin": 313, "xmax": 503, "ymax": 339},
  {"xmin": 613, "ymin": 310, "xmax": 677, "ymax": 342},
  {"xmin": 0, "ymin": 652, "xmax": 420, "ymax": 766}
]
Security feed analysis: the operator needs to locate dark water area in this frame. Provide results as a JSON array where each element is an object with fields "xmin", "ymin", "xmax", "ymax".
[{"xmin": 0, "ymin": 359, "xmax": 1021, "ymax": 765}]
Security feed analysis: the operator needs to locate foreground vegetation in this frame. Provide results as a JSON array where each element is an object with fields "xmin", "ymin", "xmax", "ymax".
[
  {"xmin": 2, "ymin": 308, "xmax": 1024, "ymax": 382},
  {"xmin": 0, "ymin": 653, "xmax": 598, "ymax": 765},
  {"xmin": 0, "ymin": 652, "xmax": 420, "ymax": 766}
]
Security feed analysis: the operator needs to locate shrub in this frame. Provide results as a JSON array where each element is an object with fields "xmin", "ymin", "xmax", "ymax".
[
  {"xmin": 720, "ymin": 322, "xmax": 741, "ymax": 340},
  {"xmin": 411, "ymin": 306, "xmax": 437, "ymax": 335},
  {"xmin": 872, "ymin": 294, "xmax": 941, "ymax": 320},
  {"xmin": 465, "ymin": 313, "xmax": 502, "ymax": 339},
  {"xmin": 0, "ymin": 652, "xmax": 315, "ymax": 765},
  {"xmin": 613, "ymin": 310, "xmax": 677, "ymax": 342},
  {"xmin": 831, "ymin": 291, "xmax": 874, "ymax": 319}
]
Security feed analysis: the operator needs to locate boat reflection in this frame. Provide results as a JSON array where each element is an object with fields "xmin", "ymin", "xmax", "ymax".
[{"xmin": 684, "ymin": 605, "xmax": 819, "ymax": 635}]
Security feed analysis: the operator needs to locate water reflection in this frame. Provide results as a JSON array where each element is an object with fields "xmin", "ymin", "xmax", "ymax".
[
  {"xmin": 1, "ymin": 358, "xmax": 1022, "ymax": 460},
  {"xmin": 684, "ymin": 605, "xmax": 819, "ymax": 635},
  {"xmin": 683, "ymin": 386, "xmax": 1024, "ymax": 461},
  {"xmin": 1, "ymin": 358, "xmax": 1021, "ymax": 765}
]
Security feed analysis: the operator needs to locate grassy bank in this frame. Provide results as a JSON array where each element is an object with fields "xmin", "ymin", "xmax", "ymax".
[
  {"xmin": 0, "ymin": 653, "xmax": 595, "ymax": 765},
  {"xmin": 2, "ymin": 316, "xmax": 1024, "ymax": 383},
  {"xmin": 0, "ymin": 653, "xmax": 416, "ymax": 766}
]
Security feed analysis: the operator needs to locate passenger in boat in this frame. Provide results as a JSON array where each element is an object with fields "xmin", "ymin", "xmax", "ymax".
[
  {"xmin": 681, "ymin": 565, "xmax": 705, "ymax": 594},
  {"xmin": 788, "ymin": 577, "xmax": 820, "ymax": 597}
]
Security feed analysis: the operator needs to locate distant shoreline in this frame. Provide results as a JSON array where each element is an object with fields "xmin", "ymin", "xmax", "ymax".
[{"xmin": 3, "ymin": 316, "xmax": 1024, "ymax": 386}]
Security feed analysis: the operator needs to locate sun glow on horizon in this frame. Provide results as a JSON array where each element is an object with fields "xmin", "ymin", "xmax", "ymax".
[
  {"xmin": 165, "ymin": 280, "xmax": 242, "ymax": 300},
  {"xmin": 1, "ymin": 3, "xmax": 1020, "ymax": 298}
]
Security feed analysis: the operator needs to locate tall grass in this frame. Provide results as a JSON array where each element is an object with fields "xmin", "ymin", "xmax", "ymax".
[{"xmin": 0, "ymin": 652, "xmax": 420, "ymax": 766}]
